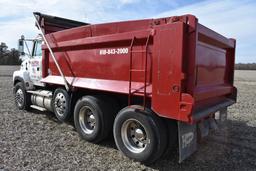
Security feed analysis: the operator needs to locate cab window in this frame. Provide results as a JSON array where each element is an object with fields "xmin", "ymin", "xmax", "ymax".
[{"xmin": 33, "ymin": 41, "xmax": 42, "ymax": 56}]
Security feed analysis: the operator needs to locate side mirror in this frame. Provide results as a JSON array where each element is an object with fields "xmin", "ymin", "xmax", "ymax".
[{"xmin": 18, "ymin": 35, "xmax": 25, "ymax": 55}]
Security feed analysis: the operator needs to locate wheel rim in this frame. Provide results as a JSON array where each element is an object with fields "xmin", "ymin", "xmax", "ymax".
[
  {"xmin": 54, "ymin": 92, "xmax": 66, "ymax": 117},
  {"xmin": 121, "ymin": 119, "xmax": 149, "ymax": 153},
  {"xmin": 15, "ymin": 88, "xmax": 24, "ymax": 107},
  {"xmin": 79, "ymin": 106, "xmax": 96, "ymax": 134}
]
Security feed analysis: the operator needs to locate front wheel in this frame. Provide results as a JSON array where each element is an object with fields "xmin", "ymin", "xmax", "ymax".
[
  {"xmin": 14, "ymin": 82, "xmax": 31, "ymax": 110},
  {"xmin": 113, "ymin": 107, "xmax": 168, "ymax": 164}
]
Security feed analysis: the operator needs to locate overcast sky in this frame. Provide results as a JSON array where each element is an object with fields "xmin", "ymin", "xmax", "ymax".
[{"xmin": 0, "ymin": 0, "xmax": 255, "ymax": 63}]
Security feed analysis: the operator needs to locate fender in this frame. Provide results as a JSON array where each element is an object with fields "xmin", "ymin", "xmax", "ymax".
[
  {"xmin": 13, "ymin": 76, "xmax": 25, "ymax": 86},
  {"xmin": 13, "ymin": 70, "xmax": 34, "ymax": 90}
]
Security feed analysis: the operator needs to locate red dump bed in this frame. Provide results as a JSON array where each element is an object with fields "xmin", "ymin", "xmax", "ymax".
[{"xmin": 38, "ymin": 14, "xmax": 236, "ymax": 123}]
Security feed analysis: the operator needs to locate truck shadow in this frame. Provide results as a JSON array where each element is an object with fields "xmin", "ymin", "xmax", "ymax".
[
  {"xmin": 29, "ymin": 109, "xmax": 61, "ymax": 123},
  {"xmin": 150, "ymin": 120, "xmax": 256, "ymax": 170},
  {"xmin": 28, "ymin": 109, "xmax": 256, "ymax": 170},
  {"xmin": 29, "ymin": 109, "xmax": 117, "ymax": 149}
]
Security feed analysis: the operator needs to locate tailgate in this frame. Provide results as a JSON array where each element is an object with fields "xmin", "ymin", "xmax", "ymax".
[{"xmin": 192, "ymin": 23, "xmax": 236, "ymax": 121}]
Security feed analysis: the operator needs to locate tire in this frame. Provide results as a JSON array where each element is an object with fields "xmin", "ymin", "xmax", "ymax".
[
  {"xmin": 14, "ymin": 82, "xmax": 31, "ymax": 110},
  {"xmin": 113, "ymin": 106, "xmax": 168, "ymax": 164},
  {"xmin": 74, "ymin": 95, "xmax": 115, "ymax": 143},
  {"xmin": 166, "ymin": 119, "xmax": 178, "ymax": 150},
  {"xmin": 161, "ymin": 119, "xmax": 178, "ymax": 158},
  {"xmin": 52, "ymin": 88, "xmax": 71, "ymax": 122}
]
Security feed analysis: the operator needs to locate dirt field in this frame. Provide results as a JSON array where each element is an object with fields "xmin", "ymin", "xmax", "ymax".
[{"xmin": 0, "ymin": 66, "xmax": 255, "ymax": 170}]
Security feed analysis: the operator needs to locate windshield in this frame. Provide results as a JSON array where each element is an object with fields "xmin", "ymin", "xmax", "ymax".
[{"xmin": 33, "ymin": 41, "xmax": 42, "ymax": 56}]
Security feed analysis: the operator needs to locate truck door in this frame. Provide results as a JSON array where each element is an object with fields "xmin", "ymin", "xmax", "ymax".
[{"xmin": 29, "ymin": 40, "xmax": 44, "ymax": 86}]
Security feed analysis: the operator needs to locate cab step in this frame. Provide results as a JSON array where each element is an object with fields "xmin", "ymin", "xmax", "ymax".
[{"xmin": 30, "ymin": 105, "xmax": 47, "ymax": 112}]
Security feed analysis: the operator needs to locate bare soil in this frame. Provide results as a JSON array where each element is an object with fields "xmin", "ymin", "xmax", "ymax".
[{"xmin": 0, "ymin": 66, "xmax": 255, "ymax": 170}]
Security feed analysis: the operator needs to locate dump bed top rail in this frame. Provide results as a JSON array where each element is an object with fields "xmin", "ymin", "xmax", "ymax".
[{"xmin": 197, "ymin": 23, "xmax": 235, "ymax": 49}]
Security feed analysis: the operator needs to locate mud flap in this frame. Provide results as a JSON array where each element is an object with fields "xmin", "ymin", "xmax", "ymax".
[{"xmin": 178, "ymin": 121, "xmax": 197, "ymax": 163}]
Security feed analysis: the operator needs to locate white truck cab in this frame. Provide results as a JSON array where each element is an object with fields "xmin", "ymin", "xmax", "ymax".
[
  {"xmin": 13, "ymin": 35, "xmax": 44, "ymax": 90},
  {"xmin": 13, "ymin": 35, "xmax": 50, "ymax": 111}
]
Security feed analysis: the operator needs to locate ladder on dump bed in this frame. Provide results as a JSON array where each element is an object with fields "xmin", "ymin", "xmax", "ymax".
[{"xmin": 128, "ymin": 35, "xmax": 151, "ymax": 110}]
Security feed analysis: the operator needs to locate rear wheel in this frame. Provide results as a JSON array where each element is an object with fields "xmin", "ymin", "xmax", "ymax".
[
  {"xmin": 74, "ymin": 96, "xmax": 116, "ymax": 143},
  {"xmin": 52, "ymin": 88, "xmax": 71, "ymax": 122},
  {"xmin": 113, "ymin": 106, "xmax": 168, "ymax": 164},
  {"xmin": 14, "ymin": 82, "xmax": 31, "ymax": 110},
  {"xmin": 166, "ymin": 119, "xmax": 178, "ymax": 150}
]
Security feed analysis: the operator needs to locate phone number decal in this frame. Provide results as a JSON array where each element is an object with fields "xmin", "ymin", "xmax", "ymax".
[{"xmin": 99, "ymin": 48, "xmax": 129, "ymax": 55}]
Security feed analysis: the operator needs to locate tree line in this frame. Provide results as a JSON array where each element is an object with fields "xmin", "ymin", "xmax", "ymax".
[
  {"xmin": 0, "ymin": 42, "xmax": 21, "ymax": 65},
  {"xmin": 235, "ymin": 63, "xmax": 256, "ymax": 70}
]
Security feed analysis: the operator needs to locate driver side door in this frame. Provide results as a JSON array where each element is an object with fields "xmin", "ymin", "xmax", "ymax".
[{"xmin": 29, "ymin": 40, "xmax": 44, "ymax": 86}]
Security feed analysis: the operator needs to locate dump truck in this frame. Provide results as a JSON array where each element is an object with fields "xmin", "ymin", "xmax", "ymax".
[{"xmin": 13, "ymin": 12, "xmax": 237, "ymax": 163}]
